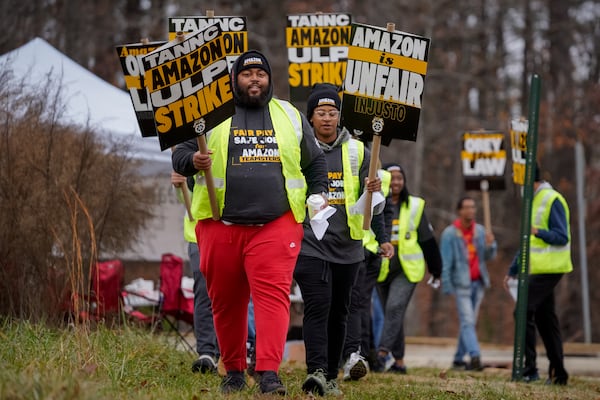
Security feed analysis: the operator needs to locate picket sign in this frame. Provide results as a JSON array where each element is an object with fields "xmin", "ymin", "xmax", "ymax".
[
  {"xmin": 176, "ymin": 30, "xmax": 219, "ymax": 221},
  {"xmin": 201, "ymin": 10, "xmax": 220, "ymax": 220},
  {"xmin": 362, "ymin": 22, "xmax": 395, "ymax": 230},
  {"xmin": 139, "ymin": 33, "xmax": 193, "ymax": 222}
]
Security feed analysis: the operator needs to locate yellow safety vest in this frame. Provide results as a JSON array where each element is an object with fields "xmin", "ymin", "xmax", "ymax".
[
  {"xmin": 192, "ymin": 99, "xmax": 307, "ymax": 222},
  {"xmin": 529, "ymin": 188, "xmax": 573, "ymax": 274},
  {"xmin": 342, "ymin": 138, "xmax": 365, "ymax": 239},
  {"xmin": 173, "ymin": 183, "xmax": 197, "ymax": 243},
  {"xmin": 363, "ymin": 169, "xmax": 392, "ymax": 253},
  {"xmin": 182, "ymin": 188, "xmax": 197, "ymax": 243},
  {"xmin": 378, "ymin": 195, "xmax": 426, "ymax": 283}
]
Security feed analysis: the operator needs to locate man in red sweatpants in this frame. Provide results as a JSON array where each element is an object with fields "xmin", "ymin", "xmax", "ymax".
[{"xmin": 172, "ymin": 50, "xmax": 328, "ymax": 395}]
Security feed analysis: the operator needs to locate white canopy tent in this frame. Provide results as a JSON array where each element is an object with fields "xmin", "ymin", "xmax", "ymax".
[
  {"xmin": 1, "ymin": 38, "xmax": 188, "ymax": 262},
  {"xmin": 0, "ymin": 37, "xmax": 170, "ymax": 163}
]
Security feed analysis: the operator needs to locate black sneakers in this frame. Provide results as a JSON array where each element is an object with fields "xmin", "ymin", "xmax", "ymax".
[
  {"xmin": 466, "ymin": 356, "xmax": 483, "ymax": 371},
  {"xmin": 221, "ymin": 369, "xmax": 286, "ymax": 395},
  {"xmin": 246, "ymin": 344, "xmax": 257, "ymax": 378},
  {"xmin": 258, "ymin": 371, "xmax": 286, "ymax": 395},
  {"xmin": 523, "ymin": 372, "xmax": 540, "ymax": 383},
  {"xmin": 452, "ymin": 360, "xmax": 467, "ymax": 370},
  {"xmin": 220, "ymin": 371, "xmax": 246, "ymax": 394},
  {"xmin": 388, "ymin": 364, "xmax": 408, "ymax": 374},
  {"xmin": 302, "ymin": 369, "xmax": 327, "ymax": 395}
]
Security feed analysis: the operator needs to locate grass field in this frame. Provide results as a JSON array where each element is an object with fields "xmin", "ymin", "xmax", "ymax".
[{"xmin": 1, "ymin": 319, "xmax": 599, "ymax": 399}]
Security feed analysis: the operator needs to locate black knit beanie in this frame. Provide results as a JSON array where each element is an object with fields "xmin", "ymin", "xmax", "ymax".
[
  {"xmin": 306, "ymin": 83, "xmax": 341, "ymax": 121},
  {"xmin": 384, "ymin": 162, "xmax": 409, "ymax": 205},
  {"xmin": 233, "ymin": 50, "xmax": 271, "ymax": 77}
]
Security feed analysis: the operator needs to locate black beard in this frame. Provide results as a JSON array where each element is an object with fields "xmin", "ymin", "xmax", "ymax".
[{"xmin": 236, "ymin": 87, "xmax": 269, "ymax": 108}]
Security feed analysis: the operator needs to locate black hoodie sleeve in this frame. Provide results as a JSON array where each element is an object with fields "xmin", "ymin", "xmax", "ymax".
[
  {"xmin": 299, "ymin": 114, "xmax": 328, "ymax": 195},
  {"xmin": 172, "ymin": 138, "xmax": 200, "ymax": 176},
  {"xmin": 417, "ymin": 212, "xmax": 442, "ymax": 279},
  {"xmin": 371, "ymin": 211, "xmax": 389, "ymax": 245}
]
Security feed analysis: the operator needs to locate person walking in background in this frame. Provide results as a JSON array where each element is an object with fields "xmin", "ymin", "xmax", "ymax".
[
  {"xmin": 373, "ymin": 163, "xmax": 442, "ymax": 374},
  {"xmin": 440, "ymin": 196, "xmax": 497, "ymax": 371},
  {"xmin": 172, "ymin": 50, "xmax": 328, "ymax": 395},
  {"xmin": 294, "ymin": 83, "xmax": 393, "ymax": 396},
  {"xmin": 503, "ymin": 164, "xmax": 572, "ymax": 385},
  {"xmin": 342, "ymin": 165, "xmax": 393, "ymax": 380},
  {"xmin": 170, "ymin": 172, "xmax": 220, "ymax": 375}
]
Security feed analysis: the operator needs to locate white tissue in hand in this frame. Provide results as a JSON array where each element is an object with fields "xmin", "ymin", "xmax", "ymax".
[
  {"xmin": 427, "ymin": 276, "xmax": 440, "ymax": 289},
  {"xmin": 350, "ymin": 191, "xmax": 385, "ymax": 215},
  {"xmin": 309, "ymin": 206, "xmax": 336, "ymax": 240}
]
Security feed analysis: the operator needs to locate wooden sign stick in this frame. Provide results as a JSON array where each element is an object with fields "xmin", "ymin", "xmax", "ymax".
[
  {"xmin": 196, "ymin": 136, "xmax": 220, "ymax": 220},
  {"xmin": 362, "ymin": 22, "xmax": 395, "ymax": 230},
  {"xmin": 362, "ymin": 135, "xmax": 381, "ymax": 230},
  {"xmin": 480, "ymin": 179, "xmax": 492, "ymax": 233},
  {"xmin": 169, "ymin": 147, "xmax": 194, "ymax": 222}
]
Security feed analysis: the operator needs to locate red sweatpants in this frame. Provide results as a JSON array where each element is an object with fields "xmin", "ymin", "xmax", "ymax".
[{"xmin": 196, "ymin": 211, "xmax": 303, "ymax": 372}]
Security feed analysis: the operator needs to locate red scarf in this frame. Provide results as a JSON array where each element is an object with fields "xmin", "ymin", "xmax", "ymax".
[{"xmin": 453, "ymin": 219, "xmax": 481, "ymax": 281}]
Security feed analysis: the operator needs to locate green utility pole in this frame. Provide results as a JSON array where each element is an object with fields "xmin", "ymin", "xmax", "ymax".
[{"xmin": 512, "ymin": 74, "xmax": 541, "ymax": 381}]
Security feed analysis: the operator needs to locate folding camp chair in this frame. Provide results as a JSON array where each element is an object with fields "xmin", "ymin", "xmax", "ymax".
[
  {"xmin": 121, "ymin": 278, "xmax": 160, "ymax": 326},
  {"xmin": 157, "ymin": 253, "xmax": 195, "ymax": 353},
  {"xmin": 70, "ymin": 259, "xmax": 156, "ymax": 327},
  {"xmin": 76, "ymin": 259, "xmax": 124, "ymax": 323}
]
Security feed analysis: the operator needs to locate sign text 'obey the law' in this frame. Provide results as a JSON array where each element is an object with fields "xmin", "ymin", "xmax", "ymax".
[{"xmin": 461, "ymin": 131, "xmax": 507, "ymax": 191}]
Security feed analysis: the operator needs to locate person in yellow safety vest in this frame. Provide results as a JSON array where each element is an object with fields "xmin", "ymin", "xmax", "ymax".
[
  {"xmin": 342, "ymin": 166, "xmax": 393, "ymax": 381},
  {"xmin": 294, "ymin": 83, "xmax": 393, "ymax": 397},
  {"xmin": 374, "ymin": 163, "xmax": 442, "ymax": 374},
  {"xmin": 172, "ymin": 50, "xmax": 329, "ymax": 396},
  {"xmin": 503, "ymin": 164, "xmax": 572, "ymax": 385}
]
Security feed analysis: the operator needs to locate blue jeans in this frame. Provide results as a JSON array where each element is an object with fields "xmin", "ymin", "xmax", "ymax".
[
  {"xmin": 371, "ymin": 288, "xmax": 384, "ymax": 349},
  {"xmin": 453, "ymin": 280, "xmax": 484, "ymax": 362},
  {"xmin": 247, "ymin": 297, "xmax": 255, "ymax": 346}
]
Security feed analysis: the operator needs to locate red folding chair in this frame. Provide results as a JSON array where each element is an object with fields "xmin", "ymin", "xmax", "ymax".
[
  {"xmin": 157, "ymin": 253, "xmax": 195, "ymax": 352},
  {"xmin": 69, "ymin": 259, "xmax": 155, "ymax": 327},
  {"xmin": 121, "ymin": 277, "xmax": 160, "ymax": 327},
  {"xmin": 76, "ymin": 259, "xmax": 124, "ymax": 322}
]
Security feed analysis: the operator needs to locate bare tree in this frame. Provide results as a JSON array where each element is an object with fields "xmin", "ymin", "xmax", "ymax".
[{"xmin": 0, "ymin": 67, "xmax": 156, "ymax": 322}]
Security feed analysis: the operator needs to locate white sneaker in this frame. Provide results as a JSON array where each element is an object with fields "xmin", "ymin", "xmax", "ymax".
[
  {"xmin": 191, "ymin": 354, "xmax": 217, "ymax": 374},
  {"xmin": 342, "ymin": 351, "xmax": 369, "ymax": 381}
]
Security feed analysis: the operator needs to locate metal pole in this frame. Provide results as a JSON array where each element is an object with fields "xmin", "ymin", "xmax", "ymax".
[
  {"xmin": 512, "ymin": 74, "xmax": 540, "ymax": 381},
  {"xmin": 575, "ymin": 141, "xmax": 591, "ymax": 343}
]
